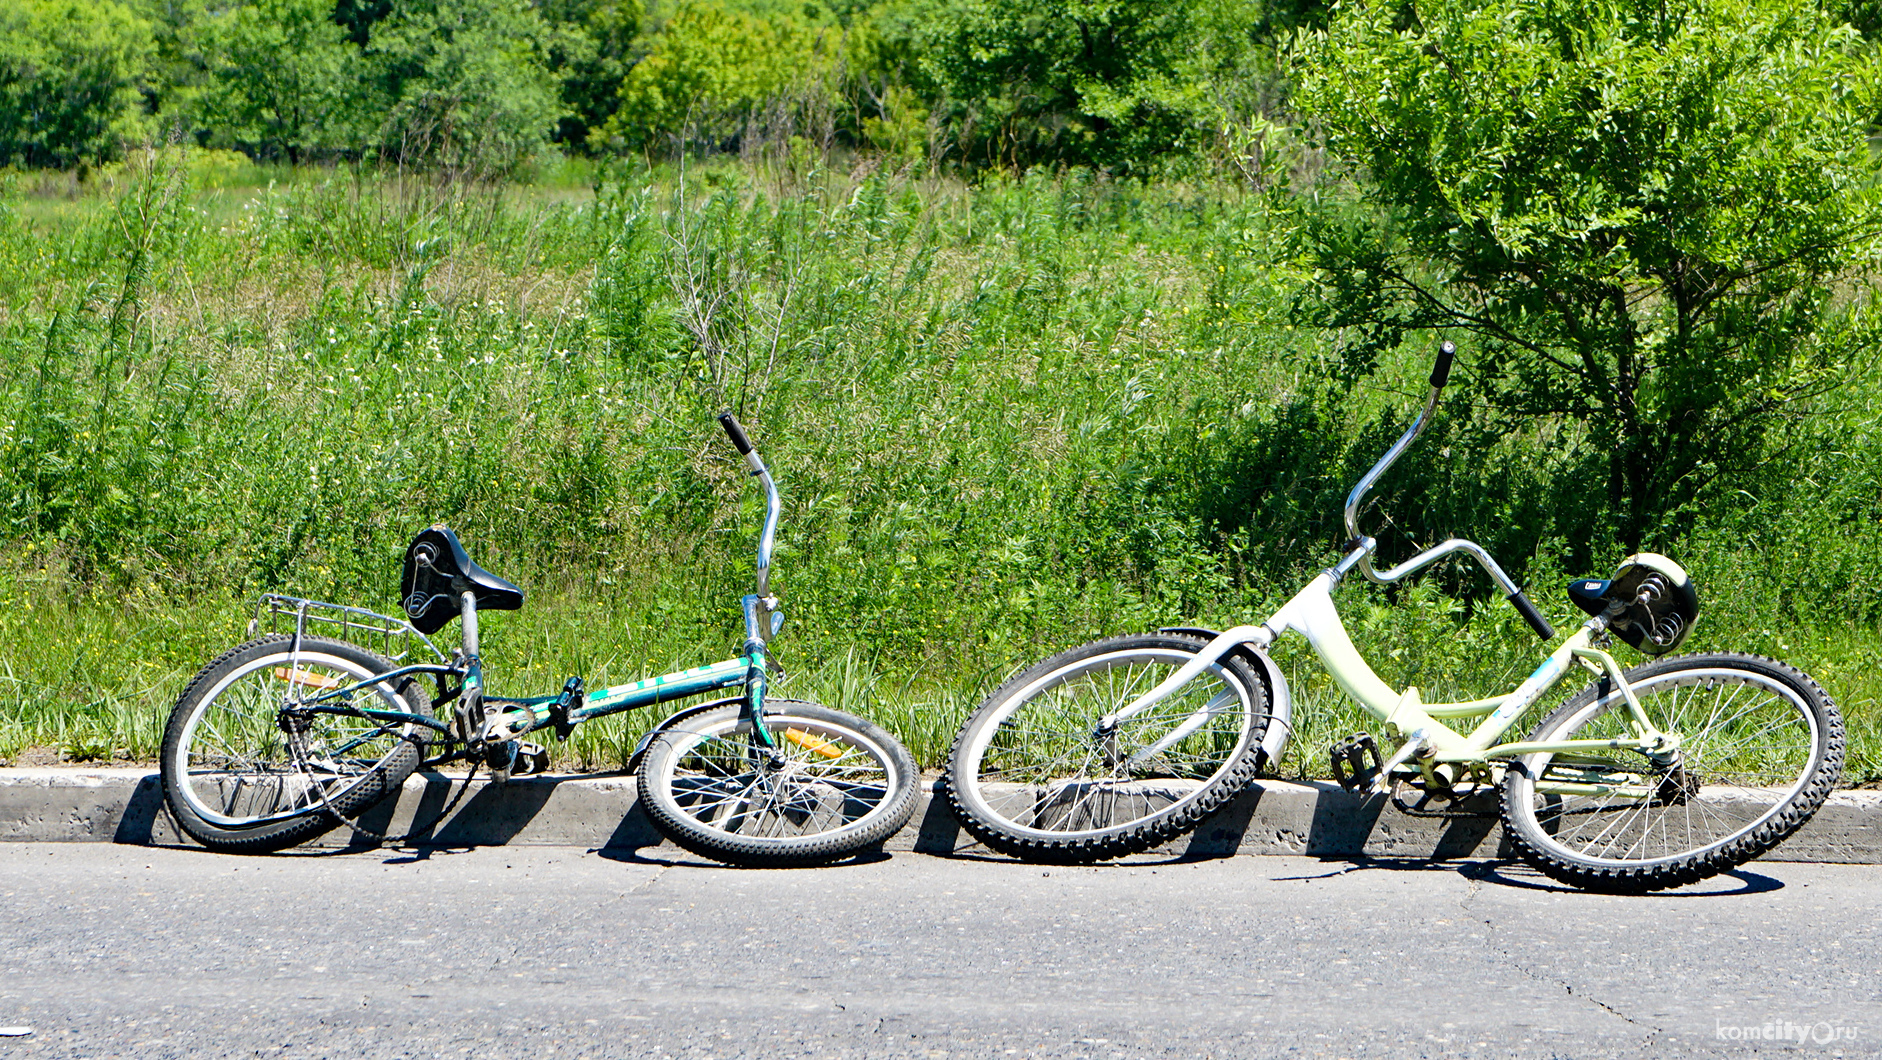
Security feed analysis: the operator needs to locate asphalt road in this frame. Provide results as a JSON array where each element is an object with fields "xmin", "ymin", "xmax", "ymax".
[{"xmin": 1, "ymin": 844, "xmax": 1877, "ymax": 1059}]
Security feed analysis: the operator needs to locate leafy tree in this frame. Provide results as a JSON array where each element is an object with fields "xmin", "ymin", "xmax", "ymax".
[
  {"xmin": 364, "ymin": 0, "xmax": 565, "ymax": 175},
  {"xmin": 125, "ymin": 0, "xmax": 213, "ymax": 125},
  {"xmin": 197, "ymin": 0, "xmax": 358, "ymax": 162},
  {"xmin": 0, "ymin": 0, "xmax": 155, "ymax": 167},
  {"xmin": 901, "ymin": 0, "xmax": 1263, "ymax": 172},
  {"xmin": 333, "ymin": 0, "xmax": 396, "ymax": 47},
  {"xmin": 1834, "ymin": 0, "xmax": 1882, "ymax": 40},
  {"xmin": 839, "ymin": 3, "xmax": 926, "ymax": 158},
  {"xmin": 537, "ymin": 0, "xmax": 646, "ymax": 149},
  {"xmin": 1290, "ymin": 0, "xmax": 1882, "ymax": 550}
]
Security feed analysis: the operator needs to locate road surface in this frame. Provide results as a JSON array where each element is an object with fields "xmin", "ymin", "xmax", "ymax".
[{"xmin": 1, "ymin": 844, "xmax": 1876, "ymax": 1058}]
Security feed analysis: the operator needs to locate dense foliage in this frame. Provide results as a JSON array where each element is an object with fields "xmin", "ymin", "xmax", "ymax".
[
  {"xmin": 1, "ymin": 160, "xmax": 1879, "ymax": 776},
  {"xmin": 0, "ymin": 1, "xmax": 154, "ymax": 169},
  {"xmin": 194, "ymin": 0, "xmax": 354, "ymax": 163},
  {"xmin": 1293, "ymin": 0, "xmax": 1882, "ymax": 554},
  {"xmin": 0, "ymin": 0, "xmax": 1879, "ymax": 776},
  {"xmin": 2, "ymin": 0, "xmax": 1873, "ymax": 182},
  {"xmin": 0, "ymin": 0, "xmax": 1300, "ymax": 173}
]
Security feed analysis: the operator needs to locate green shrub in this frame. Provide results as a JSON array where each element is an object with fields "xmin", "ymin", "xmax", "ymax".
[
  {"xmin": 196, "ymin": 0, "xmax": 360, "ymax": 163},
  {"xmin": 900, "ymin": 0, "xmax": 1266, "ymax": 172},
  {"xmin": 1290, "ymin": 0, "xmax": 1882, "ymax": 553},
  {"xmin": 596, "ymin": 1, "xmax": 840, "ymax": 153}
]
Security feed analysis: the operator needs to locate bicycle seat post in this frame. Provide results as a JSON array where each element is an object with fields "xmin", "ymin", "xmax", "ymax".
[{"xmin": 458, "ymin": 591, "xmax": 479, "ymax": 660}]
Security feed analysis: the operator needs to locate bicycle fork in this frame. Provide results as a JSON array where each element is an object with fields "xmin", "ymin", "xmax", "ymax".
[{"xmin": 737, "ymin": 592, "xmax": 785, "ymax": 762}]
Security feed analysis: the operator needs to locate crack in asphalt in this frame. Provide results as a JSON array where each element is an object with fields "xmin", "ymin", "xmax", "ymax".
[
  {"xmin": 1272, "ymin": 863, "xmax": 1367, "ymax": 881},
  {"xmin": 1459, "ymin": 874, "xmax": 1664, "ymax": 1041},
  {"xmin": 624, "ymin": 865, "xmax": 668, "ymax": 896},
  {"xmin": 1458, "ymin": 875, "xmax": 1483, "ymax": 912}
]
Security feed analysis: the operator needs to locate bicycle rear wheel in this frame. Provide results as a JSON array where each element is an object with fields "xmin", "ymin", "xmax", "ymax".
[
  {"xmin": 945, "ymin": 633, "xmax": 1270, "ymax": 863},
  {"xmin": 160, "ymin": 635, "xmax": 432, "ymax": 853},
  {"xmin": 1500, "ymin": 653, "xmax": 1842, "ymax": 893},
  {"xmin": 636, "ymin": 700, "xmax": 919, "ymax": 867}
]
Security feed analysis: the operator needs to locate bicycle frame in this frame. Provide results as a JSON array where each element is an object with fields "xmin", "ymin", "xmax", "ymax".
[
  {"xmin": 1100, "ymin": 345, "xmax": 1676, "ymax": 798},
  {"xmin": 271, "ymin": 412, "xmax": 792, "ymax": 767}
]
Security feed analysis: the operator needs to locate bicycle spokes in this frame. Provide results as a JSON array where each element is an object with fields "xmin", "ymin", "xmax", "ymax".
[
  {"xmin": 663, "ymin": 725, "xmax": 894, "ymax": 839},
  {"xmin": 1512, "ymin": 662, "xmax": 1834, "ymax": 880}
]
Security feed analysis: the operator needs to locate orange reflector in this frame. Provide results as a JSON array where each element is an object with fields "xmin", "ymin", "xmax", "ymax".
[
  {"xmin": 273, "ymin": 667, "xmax": 341, "ymax": 690},
  {"xmin": 783, "ymin": 727, "xmax": 844, "ymax": 759}
]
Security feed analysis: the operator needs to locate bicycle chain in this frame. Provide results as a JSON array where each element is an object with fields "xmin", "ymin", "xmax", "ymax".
[{"xmin": 1389, "ymin": 776, "xmax": 1501, "ymax": 820}]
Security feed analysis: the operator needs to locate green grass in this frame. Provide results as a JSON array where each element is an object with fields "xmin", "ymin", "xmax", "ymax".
[{"xmin": 1, "ymin": 148, "xmax": 1878, "ymax": 785}]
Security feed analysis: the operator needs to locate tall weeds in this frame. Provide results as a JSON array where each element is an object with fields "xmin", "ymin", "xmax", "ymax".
[{"xmin": 2, "ymin": 154, "xmax": 1878, "ymax": 780}]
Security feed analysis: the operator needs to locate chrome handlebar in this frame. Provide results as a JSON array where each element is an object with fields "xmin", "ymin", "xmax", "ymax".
[
  {"xmin": 1331, "ymin": 342, "xmax": 1554, "ymax": 639},
  {"xmin": 719, "ymin": 412, "xmax": 782, "ymax": 648},
  {"xmin": 718, "ymin": 412, "xmax": 779, "ymax": 598},
  {"xmin": 752, "ymin": 467, "xmax": 780, "ymax": 600},
  {"xmin": 1342, "ymin": 383, "xmax": 1444, "ymax": 547},
  {"xmin": 1339, "ymin": 534, "xmax": 1524, "ymax": 599}
]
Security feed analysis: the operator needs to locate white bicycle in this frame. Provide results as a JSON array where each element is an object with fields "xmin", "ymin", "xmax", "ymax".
[{"xmin": 943, "ymin": 342, "xmax": 1844, "ymax": 893}]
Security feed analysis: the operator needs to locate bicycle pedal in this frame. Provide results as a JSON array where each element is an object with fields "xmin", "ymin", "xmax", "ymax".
[
  {"xmin": 549, "ymin": 677, "xmax": 584, "ymax": 744},
  {"xmin": 515, "ymin": 741, "xmax": 550, "ymax": 776},
  {"xmin": 1329, "ymin": 733, "xmax": 1382, "ymax": 793}
]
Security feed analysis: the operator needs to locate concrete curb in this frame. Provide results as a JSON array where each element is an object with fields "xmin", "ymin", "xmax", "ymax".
[{"xmin": 4, "ymin": 767, "xmax": 1881, "ymax": 863}]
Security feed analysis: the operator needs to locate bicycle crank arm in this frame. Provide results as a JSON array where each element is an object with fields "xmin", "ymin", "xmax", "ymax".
[{"xmin": 1372, "ymin": 736, "xmax": 1431, "ymax": 794}]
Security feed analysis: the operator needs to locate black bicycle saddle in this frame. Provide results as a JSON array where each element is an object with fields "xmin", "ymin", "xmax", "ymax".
[
  {"xmin": 1566, "ymin": 553, "xmax": 1698, "ymax": 655},
  {"xmin": 399, "ymin": 525, "xmax": 525, "ymax": 635}
]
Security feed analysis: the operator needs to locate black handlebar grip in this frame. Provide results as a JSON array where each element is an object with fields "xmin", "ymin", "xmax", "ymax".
[
  {"xmin": 718, "ymin": 412, "xmax": 754, "ymax": 455},
  {"xmin": 1508, "ymin": 589, "xmax": 1556, "ymax": 641},
  {"xmin": 1430, "ymin": 341, "xmax": 1457, "ymax": 389}
]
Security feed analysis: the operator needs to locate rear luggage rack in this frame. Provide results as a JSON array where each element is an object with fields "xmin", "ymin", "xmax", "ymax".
[{"xmin": 250, "ymin": 593, "xmax": 446, "ymax": 664}]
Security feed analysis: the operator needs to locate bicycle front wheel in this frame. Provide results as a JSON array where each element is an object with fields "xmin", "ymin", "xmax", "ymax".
[
  {"xmin": 1501, "ymin": 653, "xmax": 1843, "ymax": 893},
  {"xmin": 160, "ymin": 635, "xmax": 432, "ymax": 853},
  {"xmin": 945, "ymin": 633, "xmax": 1270, "ymax": 863},
  {"xmin": 636, "ymin": 700, "xmax": 919, "ymax": 867}
]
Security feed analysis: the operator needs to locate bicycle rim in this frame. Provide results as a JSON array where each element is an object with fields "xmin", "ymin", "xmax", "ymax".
[
  {"xmin": 174, "ymin": 648, "xmax": 422, "ymax": 829},
  {"xmin": 642, "ymin": 706, "xmax": 912, "ymax": 852},
  {"xmin": 952, "ymin": 639, "xmax": 1266, "ymax": 847},
  {"xmin": 1506, "ymin": 659, "xmax": 1836, "ymax": 876}
]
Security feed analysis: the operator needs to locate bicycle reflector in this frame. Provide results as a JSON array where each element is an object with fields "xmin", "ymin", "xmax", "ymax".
[{"xmin": 1567, "ymin": 553, "xmax": 1699, "ymax": 655}]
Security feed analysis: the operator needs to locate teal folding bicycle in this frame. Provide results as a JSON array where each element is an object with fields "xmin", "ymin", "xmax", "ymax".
[
  {"xmin": 159, "ymin": 414, "xmax": 919, "ymax": 867},
  {"xmin": 944, "ymin": 342, "xmax": 1844, "ymax": 893}
]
